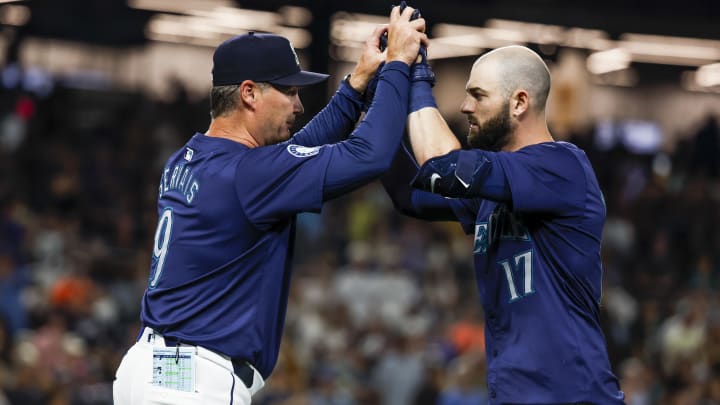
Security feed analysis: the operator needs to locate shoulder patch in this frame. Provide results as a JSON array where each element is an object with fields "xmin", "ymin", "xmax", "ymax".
[{"xmin": 286, "ymin": 144, "xmax": 321, "ymax": 158}]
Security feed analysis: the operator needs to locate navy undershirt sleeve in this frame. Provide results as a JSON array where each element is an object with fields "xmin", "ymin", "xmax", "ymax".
[
  {"xmin": 321, "ymin": 62, "xmax": 411, "ymax": 200},
  {"xmin": 380, "ymin": 143, "xmax": 458, "ymax": 221},
  {"xmin": 288, "ymin": 80, "xmax": 365, "ymax": 147}
]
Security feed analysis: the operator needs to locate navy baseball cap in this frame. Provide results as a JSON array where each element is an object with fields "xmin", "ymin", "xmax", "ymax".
[{"xmin": 212, "ymin": 32, "xmax": 329, "ymax": 87}]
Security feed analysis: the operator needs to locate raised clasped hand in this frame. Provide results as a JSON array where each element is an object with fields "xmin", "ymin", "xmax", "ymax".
[{"xmin": 385, "ymin": 5, "xmax": 428, "ymax": 66}]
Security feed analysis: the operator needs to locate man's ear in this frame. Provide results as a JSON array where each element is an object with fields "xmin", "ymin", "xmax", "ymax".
[
  {"xmin": 511, "ymin": 89, "xmax": 530, "ymax": 117},
  {"xmin": 239, "ymin": 80, "xmax": 260, "ymax": 109}
]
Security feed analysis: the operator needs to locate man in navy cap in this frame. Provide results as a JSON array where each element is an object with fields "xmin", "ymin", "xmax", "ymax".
[{"xmin": 113, "ymin": 5, "xmax": 427, "ymax": 405}]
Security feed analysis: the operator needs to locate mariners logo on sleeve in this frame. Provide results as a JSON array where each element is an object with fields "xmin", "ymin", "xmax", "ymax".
[{"xmin": 287, "ymin": 144, "xmax": 321, "ymax": 158}]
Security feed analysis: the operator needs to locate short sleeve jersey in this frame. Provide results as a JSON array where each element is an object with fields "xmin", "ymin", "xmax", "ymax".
[{"xmin": 446, "ymin": 142, "xmax": 624, "ymax": 404}]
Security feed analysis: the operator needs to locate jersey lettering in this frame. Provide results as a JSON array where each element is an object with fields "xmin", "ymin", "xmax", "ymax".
[
  {"xmin": 159, "ymin": 163, "xmax": 200, "ymax": 204},
  {"xmin": 474, "ymin": 222, "xmax": 489, "ymax": 254},
  {"xmin": 475, "ymin": 205, "xmax": 529, "ymax": 256},
  {"xmin": 149, "ymin": 208, "xmax": 173, "ymax": 289},
  {"xmin": 488, "ymin": 204, "xmax": 530, "ymax": 243},
  {"xmin": 498, "ymin": 249, "xmax": 534, "ymax": 302}
]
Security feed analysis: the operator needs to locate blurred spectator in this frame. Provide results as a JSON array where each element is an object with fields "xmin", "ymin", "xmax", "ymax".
[
  {"xmin": 690, "ymin": 116, "xmax": 720, "ymax": 178},
  {"xmin": 603, "ymin": 282, "xmax": 639, "ymax": 360},
  {"xmin": 371, "ymin": 333, "xmax": 426, "ymax": 405},
  {"xmin": 1, "ymin": 52, "xmax": 720, "ymax": 404},
  {"xmin": 438, "ymin": 351, "xmax": 488, "ymax": 405},
  {"xmin": 0, "ymin": 252, "xmax": 28, "ymax": 336},
  {"xmin": 618, "ymin": 357, "xmax": 655, "ymax": 405},
  {"xmin": 658, "ymin": 295, "xmax": 707, "ymax": 375},
  {"xmin": 700, "ymin": 364, "xmax": 720, "ymax": 405},
  {"xmin": 446, "ymin": 306, "xmax": 485, "ymax": 358},
  {"xmin": 0, "ymin": 317, "xmax": 12, "ymax": 404}
]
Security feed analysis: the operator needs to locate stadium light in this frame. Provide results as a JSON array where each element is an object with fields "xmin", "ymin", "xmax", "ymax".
[
  {"xmin": 587, "ymin": 48, "xmax": 632, "ymax": 75},
  {"xmin": 618, "ymin": 33, "xmax": 720, "ymax": 66},
  {"xmin": 0, "ymin": 4, "xmax": 30, "ymax": 26},
  {"xmin": 128, "ymin": 0, "xmax": 233, "ymax": 13},
  {"xmin": 145, "ymin": 7, "xmax": 312, "ymax": 48},
  {"xmin": 695, "ymin": 63, "xmax": 720, "ymax": 88}
]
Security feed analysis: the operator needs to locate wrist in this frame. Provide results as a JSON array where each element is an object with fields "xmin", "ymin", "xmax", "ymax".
[
  {"xmin": 346, "ymin": 73, "xmax": 369, "ymax": 93},
  {"xmin": 409, "ymin": 80, "xmax": 437, "ymax": 112},
  {"xmin": 386, "ymin": 56, "xmax": 412, "ymax": 66}
]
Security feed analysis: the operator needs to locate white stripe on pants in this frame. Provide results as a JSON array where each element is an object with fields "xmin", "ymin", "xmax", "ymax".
[{"xmin": 113, "ymin": 328, "xmax": 264, "ymax": 405}]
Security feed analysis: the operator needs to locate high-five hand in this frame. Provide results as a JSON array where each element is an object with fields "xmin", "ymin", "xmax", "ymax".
[
  {"xmin": 348, "ymin": 25, "xmax": 388, "ymax": 93},
  {"xmin": 385, "ymin": 5, "xmax": 428, "ymax": 66}
]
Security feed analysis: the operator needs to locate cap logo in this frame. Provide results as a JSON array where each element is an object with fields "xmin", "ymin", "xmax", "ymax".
[{"xmin": 289, "ymin": 42, "xmax": 300, "ymax": 68}]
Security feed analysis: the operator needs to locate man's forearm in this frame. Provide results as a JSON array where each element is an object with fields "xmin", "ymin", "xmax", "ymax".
[
  {"xmin": 289, "ymin": 80, "xmax": 364, "ymax": 147},
  {"xmin": 407, "ymin": 107, "xmax": 461, "ymax": 166}
]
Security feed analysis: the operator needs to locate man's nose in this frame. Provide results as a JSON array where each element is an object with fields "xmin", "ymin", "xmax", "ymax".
[
  {"xmin": 294, "ymin": 96, "xmax": 304, "ymax": 115},
  {"xmin": 460, "ymin": 96, "xmax": 474, "ymax": 114}
]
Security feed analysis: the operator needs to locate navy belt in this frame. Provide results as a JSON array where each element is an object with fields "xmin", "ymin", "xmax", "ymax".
[{"xmin": 160, "ymin": 335, "xmax": 254, "ymax": 389}]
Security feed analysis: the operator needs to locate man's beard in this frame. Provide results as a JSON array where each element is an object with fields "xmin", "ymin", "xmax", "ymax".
[{"xmin": 467, "ymin": 102, "xmax": 514, "ymax": 151}]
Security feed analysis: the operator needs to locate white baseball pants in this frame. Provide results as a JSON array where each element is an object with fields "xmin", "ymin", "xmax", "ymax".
[{"xmin": 113, "ymin": 328, "xmax": 264, "ymax": 405}]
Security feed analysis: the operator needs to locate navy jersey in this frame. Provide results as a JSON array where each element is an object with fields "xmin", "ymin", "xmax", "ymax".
[
  {"xmin": 393, "ymin": 142, "xmax": 624, "ymax": 404},
  {"xmin": 140, "ymin": 62, "xmax": 410, "ymax": 379}
]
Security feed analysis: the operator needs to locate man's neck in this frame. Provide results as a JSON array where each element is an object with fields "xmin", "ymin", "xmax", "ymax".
[
  {"xmin": 205, "ymin": 116, "xmax": 261, "ymax": 148},
  {"xmin": 504, "ymin": 116, "xmax": 553, "ymax": 152}
]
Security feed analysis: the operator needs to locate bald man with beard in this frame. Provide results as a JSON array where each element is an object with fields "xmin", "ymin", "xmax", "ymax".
[{"xmin": 383, "ymin": 46, "xmax": 626, "ymax": 404}]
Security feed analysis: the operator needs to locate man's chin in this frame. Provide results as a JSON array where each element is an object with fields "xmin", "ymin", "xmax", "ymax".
[
  {"xmin": 467, "ymin": 132, "xmax": 483, "ymax": 149},
  {"xmin": 267, "ymin": 131, "xmax": 292, "ymax": 146},
  {"xmin": 468, "ymin": 135, "xmax": 498, "ymax": 151}
]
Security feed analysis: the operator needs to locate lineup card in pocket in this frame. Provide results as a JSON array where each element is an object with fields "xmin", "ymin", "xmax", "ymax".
[{"xmin": 152, "ymin": 347, "xmax": 196, "ymax": 392}]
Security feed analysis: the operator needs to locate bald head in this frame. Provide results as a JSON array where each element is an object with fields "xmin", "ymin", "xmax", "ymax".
[{"xmin": 471, "ymin": 46, "xmax": 551, "ymax": 112}]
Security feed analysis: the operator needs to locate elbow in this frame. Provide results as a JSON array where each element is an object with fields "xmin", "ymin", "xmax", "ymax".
[
  {"xmin": 374, "ymin": 155, "xmax": 398, "ymax": 180},
  {"xmin": 414, "ymin": 156, "xmax": 429, "ymax": 167},
  {"xmin": 384, "ymin": 188, "xmax": 422, "ymax": 219},
  {"xmin": 416, "ymin": 145, "xmax": 460, "ymax": 167},
  {"xmin": 357, "ymin": 162, "xmax": 391, "ymax": 182},
  {"xmin": 376, "ymin": 156, "xmax": 395, "ymax": 174},
  {"xmin": 358, "ymin": 151, "xmax": 395, "ymax": 178},
  {"xmin": 388, "ymin": 196, "xmax": 415, "ymax": 218},
  {"xmin": 396, "ymin": 205, "xmax": 423, "ymax": 219}
]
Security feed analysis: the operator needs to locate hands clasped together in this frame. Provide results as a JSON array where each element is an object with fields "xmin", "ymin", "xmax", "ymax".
[{"xmin": 348, "ymin": 2, "xmax": 433, "ymax": 101}]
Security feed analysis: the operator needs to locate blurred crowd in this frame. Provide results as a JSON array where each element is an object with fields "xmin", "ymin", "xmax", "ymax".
[{"xmin": 0, "ymin": 71, "xmax": 719, "ymax": 405}]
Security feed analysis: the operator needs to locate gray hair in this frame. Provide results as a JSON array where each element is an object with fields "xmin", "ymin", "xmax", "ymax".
[
  {"xmin": 210, "ymin": 82, "xmax": 274, "ymax": 119},
  {"xmin": 210, "ymin": 84, "xmax": 240, "ymax": 119}
]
